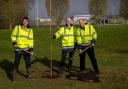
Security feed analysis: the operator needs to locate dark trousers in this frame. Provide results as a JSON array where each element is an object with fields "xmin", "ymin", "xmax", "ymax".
[
  {"xmin": 79, "ymin": 46, "xmax": 99, "ymax": 72},
  {"xmin": 60, "ymin": 48, "xmax": 74, "ymax": 72},
  {"xmin": 14, "ymin": 51, "xmax": 31, "ymax": 70}
]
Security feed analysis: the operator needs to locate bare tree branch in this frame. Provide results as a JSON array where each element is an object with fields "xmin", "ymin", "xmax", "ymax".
[
  {"xmin": 45, "ymin": 0, "xmax": 69, "ymax": 26},
  {"xmin": 89, "ymin": 0, "xmax": 107, "ymax": 23},
  {"xmin": 120, "ymin": 0, "xmax": 128, "ymax": 20}
]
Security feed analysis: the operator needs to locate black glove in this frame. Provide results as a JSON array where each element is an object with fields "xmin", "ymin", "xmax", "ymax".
[
  {"xmin": 29, "ymin": 48, "xmax": 33, "ymax": 52},
  {"xmin": 74, "ymin": 43, "xmax": 77, "ymax": 49},
  {"xmin": 51, "ymin": 34, "xmax": 56, "ymax": 39},
  {"xmin": 78, "ymin": 44, "xmax": 82, "ymax": 49},
  {"xmin": 12, "ymin": 42, "xmax": 17, "ymax": 46},
  {"xmin": 91, "ymin": 39, "xmax": 96, "ymax": 44}
]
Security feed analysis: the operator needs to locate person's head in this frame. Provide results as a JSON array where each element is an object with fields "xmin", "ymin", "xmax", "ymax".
[
  {"xmin": 21, "ymin": 17, "xmax": 30, "ymax": 28},
  {"xmin": 78, "ymin": 18, "xmax": 86, "ymax": 27},
  {"xmin": 66, "ymin": 17, "xmax": 73, "ymax": 27}
]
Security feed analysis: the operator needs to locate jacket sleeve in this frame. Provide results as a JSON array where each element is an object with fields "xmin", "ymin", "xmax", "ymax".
[
  {"xmin": 76, "ymin": 28, "xmax": 82, "ymax": 49},
  {"xmin": 28, "ymin": 29, "xmax": 34, "ymax": 48},
  {"xmin": 54, "ymin": 27, "xmax": 64, "ymax": 39},
  {"xmin": 91, "ymin": 25, "xmax": 97, "ymax": 40},
  {"xmin": 11, "ymin": 26, "xmax": 18, "ymax": 43},
  {"xmin": 73, "ymin": 26, "xmax": 77, "ymax": 43}
]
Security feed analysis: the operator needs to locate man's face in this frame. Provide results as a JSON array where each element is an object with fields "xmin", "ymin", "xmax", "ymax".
[
  {"xmin": 66, "ymin": 18, "xmax": 72, "ymax": 26},
  {"xmin": 79, "ymin": 19, "xmax": 85, "ymax": 27},
  {"xmin": 23, "ymin": 19, "xmax": 29, "ymax": 27}
]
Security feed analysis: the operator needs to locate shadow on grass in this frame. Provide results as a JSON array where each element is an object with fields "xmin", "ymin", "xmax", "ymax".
[
  {"xmin": 117, "ymin": 49, "xmax": 128, "ymax": 54},
  {"xmin": 0, "ymin": 57, "xmax": 79, "ymax": 80},
  {"xmin": 31, "ymin": 56, "xmax": 79, "ymax": 72},
  {"xmin": 31, "ymin": 56, "xmax": 100, "ymax": 82},
  {"xmin": 0, "ymin": 60, "xmax": 28, "ymax": 81},
  {"xmin": 0, "ymin": 59, "xmax": 13, "ymax": 81}
]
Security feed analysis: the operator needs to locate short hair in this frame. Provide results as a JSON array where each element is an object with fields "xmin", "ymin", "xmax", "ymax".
[
  {"xmin": 65, "ymin": 17, "xmax": 73, "ymax": 26},
  {"xmin": 66, "ymin": 17, "xmax": 73, "ymax": 21},
  {"xmin": 23, "ymin": 17, "xmax": 29, "ymax": 20},
  {"xmin": 78, "ymin": 18, "xmax": 88, "ymax": 23},
  {"xmin": 21, "ymin": 17, "xmax": 30, "ymax": 28},
  {"xmin": 78, "ymin": 18, "xmax": 85, "ymax": 21}
]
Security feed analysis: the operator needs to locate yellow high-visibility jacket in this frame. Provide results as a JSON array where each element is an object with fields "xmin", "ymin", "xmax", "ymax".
[
  {"xmin": 55, "ymin": 26, "xmax": 77, "ymax": 49},
  {"xmin": 77, "ymin": 24, "xmax": 97, "ymax": 47},
  {"xmin": 11, "ymin": 25, "xmax": 33, "ymax": 49}
]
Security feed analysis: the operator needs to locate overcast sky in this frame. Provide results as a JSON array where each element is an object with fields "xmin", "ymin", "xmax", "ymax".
[{"xmin": 28, "ymin": 0, "xmax": 120, "ymax": 19}]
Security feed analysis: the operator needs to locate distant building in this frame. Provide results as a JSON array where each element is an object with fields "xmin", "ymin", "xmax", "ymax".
[
  {"xmin": 72, "ymin": 15, "xmax": 92, "ymax": 24},
  {"xmin": 29, "ymin": 0, "xmax": 120, "ymax": 20},
  {"xmin": 39, "ymin": 18, "xmax": 51, "ymax": 22}
]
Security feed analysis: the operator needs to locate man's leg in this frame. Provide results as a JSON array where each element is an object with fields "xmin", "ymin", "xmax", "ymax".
[
  {"xmin": 13, "ymin": 51, "xmax": 22, "ymax": 81},
  {"xmin": 68, "ymin": 49, "xmax": 74, "ymax": 72},
  {"xmin": 79, "ymin": 47, "xmax": 86, "ymax": 71},
  {"xmin": 23, "ymin": 52, "xmax": 32, "ymax": 78},
  {"xmin": 87, "ymin": 47, "xmax": 99, "ymax": 74},
  {"xmin": 60, "ymin": 49, "xmax": 67, "ymax": 73}
]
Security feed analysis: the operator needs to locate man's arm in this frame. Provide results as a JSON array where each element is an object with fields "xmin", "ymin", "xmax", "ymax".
[
  {"xmin": 52, "ymin": 27, "xmax": 64, "ymax": 39},
  {"xmin": 11, "ymin": 26, "xmax": 18, "ymax": 46}
]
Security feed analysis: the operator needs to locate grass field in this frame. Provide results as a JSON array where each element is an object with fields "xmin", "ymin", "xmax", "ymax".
[{"xmin": 0, "ymin": 25, "xmax": 128, "ymax": 89}]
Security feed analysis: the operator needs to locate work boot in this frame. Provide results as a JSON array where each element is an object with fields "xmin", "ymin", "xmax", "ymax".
[
  {"xmin": 59, "ymin": 70, "xmax": 65, "ymax": 78},
  {"xmin": 12, "ymin": 69, "xmax": 17, "ymax": 81},
  {"xmin": 68, "ymin": 60, "xmax": 73, "ymax": 73},
  {"xmin": 68, "ymin": 65, "xmax": 72, "ymax": 73},
  {"xmin": 27, "ymin": 68, "xmax": 32, "ymax": 79},
  {"xmin": 59, "ymin": 65, "xmax": 65, "ymax": 78},
  {"xmin": 95, "ymin": 70, "xmax": 100, "ymax": 75},
  {"xmin": 59, "ymin": 67, "xmax": 64, "ymax": 74},
  {"xmin": 60, "ymin": 61, "xmax": 65, "ymax": 74},
  {"xmin": 94, "ymin": 66, "xmax": 100, "ymax": 75}
]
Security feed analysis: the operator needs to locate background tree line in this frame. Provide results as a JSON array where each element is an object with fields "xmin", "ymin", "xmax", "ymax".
[
  {"xmin": 45, "ymin": 0, "xmax": 69, "ymax": 26},
  {"xmin": 120, "ymin": 0, "xmax": 128, "ymax": 21},
  {"xmin": 0, "ymin": 0, "xmax": 34, "ymax": 28},
  {"xmin": 89, "ymin": 0, "xmax": 107, "ymax": 24},
  {"xmin": 0, "ymin": 0, "xmax": 128, "ymax": 28},
  {"xmin": 89, "ymin": 0, "xmax": 128, "ymax": 24}
]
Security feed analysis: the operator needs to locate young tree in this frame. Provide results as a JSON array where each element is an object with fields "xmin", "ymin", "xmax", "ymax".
[
  {"xmin": 0, "ymin": 0, "xmax": 34, "ymax": 28},
  {"xmin": 45, "ymin": 0, "xmax": 69, "ymax": 26},
  {"xmin": 120, "ymin": 0, "xmax": 128, "ymax": 20},
  {"xmin": 89, "ymin": 0, "xmax": 107, "ymax": 23}
]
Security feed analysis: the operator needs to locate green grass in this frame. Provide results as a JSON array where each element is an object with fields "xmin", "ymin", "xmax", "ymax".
[{"xmin": 0, "ymin": 25, "xmax": 128, "ymax": 89}]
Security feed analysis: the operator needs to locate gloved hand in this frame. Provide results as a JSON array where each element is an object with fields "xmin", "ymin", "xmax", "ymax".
[
  {"xmin": 29, "ymin": 48, "xmax": 33, "ymax": 52},
  {"xmin": 79, "ymin": 49, "xmax": 82, "ymax": 54},
  {"xmin": 78, "ymin": 44, "xmax": 82, "ymax": 49},
  {"xmin": 78, "ymin": 44, "xmax": 83, "ymax": 54},
  {"xmin": 74, "ymin": 43, "xmax": 77, "ymax": 49},
  {"xmin": 91, "ymin": 39, "xmax": 96, "ymax": 45},
  {"xmin": 12, "ymin": 42, "xmax": 17, "ymax": 47},
  {"xmin": 30, "ymin": 52, "xmax": 34, "ymax": 56},
  {"xmin": 28, "ymin": 48, "xmax": 34, "ymax": 55},
  {"xmin": 51, "ymin": 34, "xmax": 56, "ymax": 39}
]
